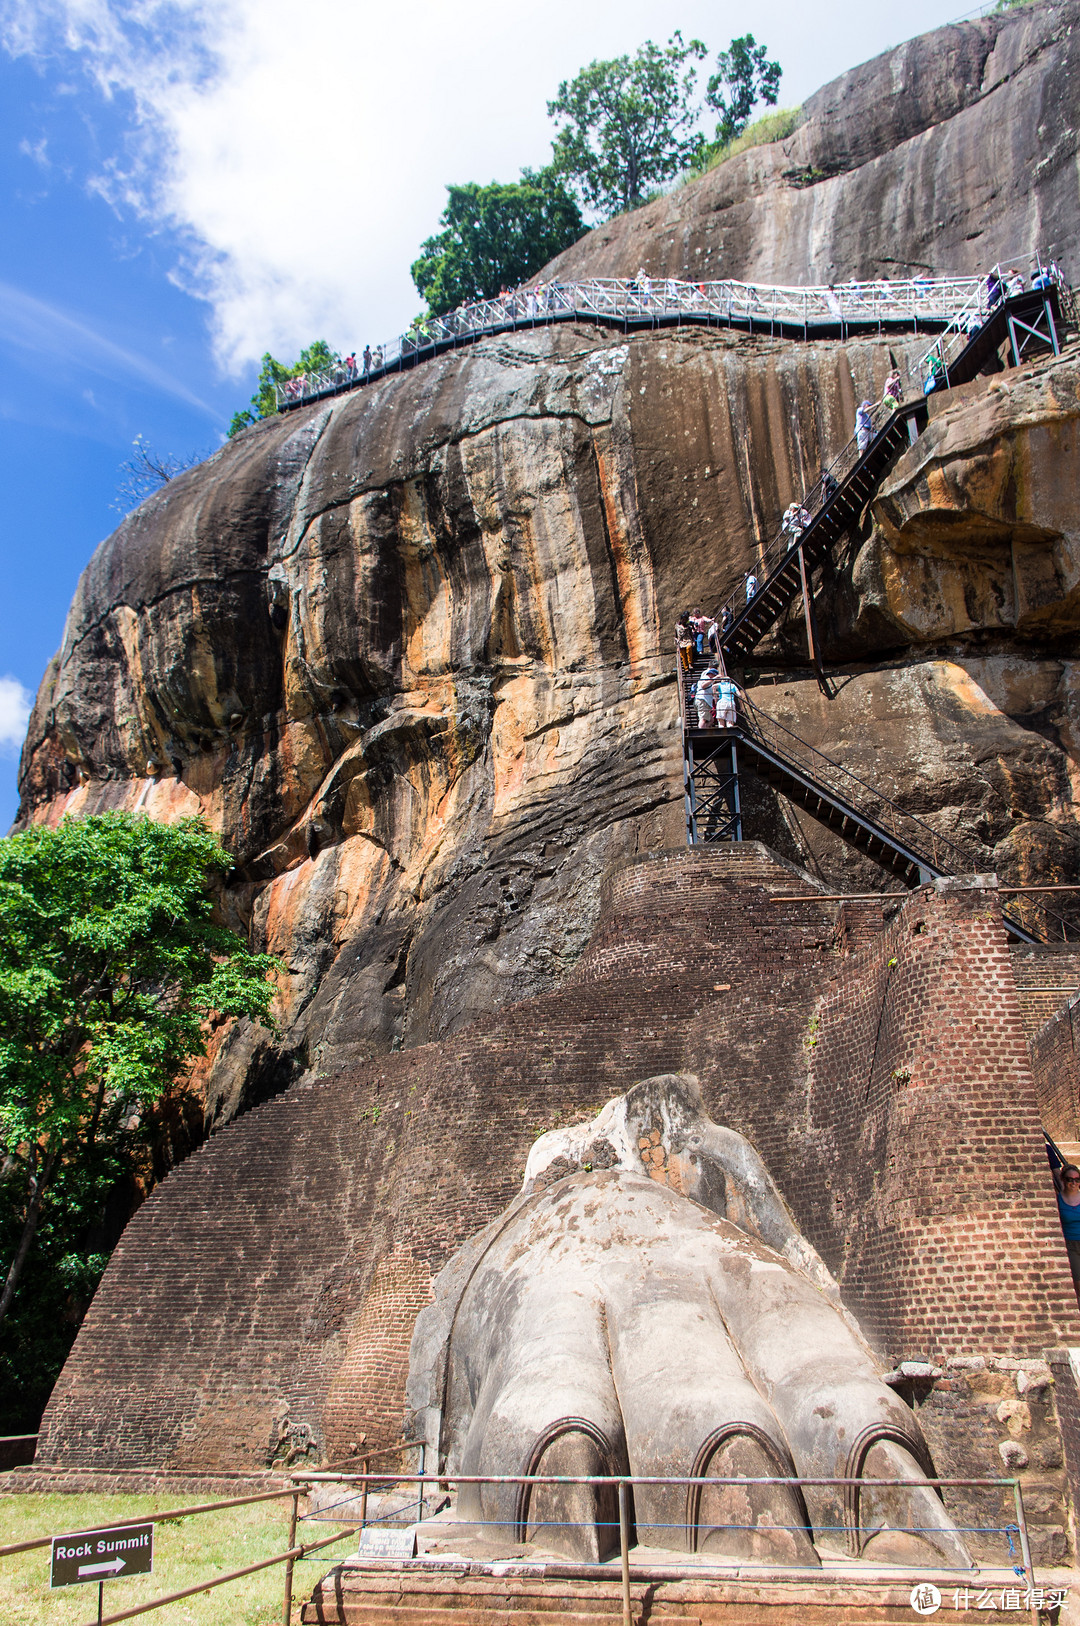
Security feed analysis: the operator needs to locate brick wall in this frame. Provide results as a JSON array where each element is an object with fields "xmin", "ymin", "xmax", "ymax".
[
  {"xmin": 803, "ymin": 879, "xmax": 1080, "ymax": 1360},
  {"xmin": 1029, "ymin": 995, "xmax": 1080, "ymax": 1145},
  {"xmin": 1009, "ymin": 944, "xmax": 1080, "ymax": 1038},
  {"xmin": 35, "ymin": 847, "xmax": 1080, "ymax": 1476}
]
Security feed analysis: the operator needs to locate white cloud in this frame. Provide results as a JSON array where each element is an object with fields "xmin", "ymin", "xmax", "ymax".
[
  {"xmin": 1, "ymin": 0, "xmax": 973, "ymax": 374},
  {"xmin": 0, "ymin": 676, "xmax": 32, "ymax": 756},
  {"xmin": 18, "ymin": 134, "xmax": 50, "ymax": 167},
  {"xmin": 0, "ymin": 278, "xmax": 219, "ymax": 414}
]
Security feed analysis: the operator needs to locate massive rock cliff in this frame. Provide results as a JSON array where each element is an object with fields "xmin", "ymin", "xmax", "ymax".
[
  {"xmin": 540, "ymin": 0, "xmax": 1080, "ymax": 287},
  {"xmin": 17, "ymin": 0, "xmax": 1080, "ymax": 1132}
]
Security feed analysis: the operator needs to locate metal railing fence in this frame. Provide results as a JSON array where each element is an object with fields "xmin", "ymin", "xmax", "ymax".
[
  {"xmin": 273, "ymin": 272, "xmax": 991, "ymax": 410},
  {"xmin": 913, "ymin": 258, "xmax": 1070, "ymax": 388},
  {"xmin": 0, "ymin": 1461, "xmax": 1049, "ymax": 1626},
  {"xmin": 0, "ymin": 1438, "xmax": 425, "ymax": 1626},
  {"xmin": 289, "ymin": 1467, "xmax": 1043, "ymax": 1626},
  {"xmin": 736, "ymin": 694, "xmax": 1080, "ymax": 942}
]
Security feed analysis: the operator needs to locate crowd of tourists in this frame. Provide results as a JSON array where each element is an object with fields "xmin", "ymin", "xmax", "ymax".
[
  {"xmin": 675, "ymin": 361, "xmax": 910, "ymax": 733},
  {"xmin": 921, "ymin": 260, "xmax": 1060, "ymax": 394},
  {"xmin": 279, "ymin": 261, "xmax": 1063, "ymax": 411},
  {"xmin": 675, "ymin": 254, "xmax": 1065, "ymax": 732}
]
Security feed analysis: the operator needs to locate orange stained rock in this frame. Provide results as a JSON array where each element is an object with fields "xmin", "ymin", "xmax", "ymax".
[
  {"xmin": 261, "ymin": 837, "xmax": 391, "ymax": 973},
  {"xmin": 593, "ymin": 432, "xmax": 658, "ymax": 670}
]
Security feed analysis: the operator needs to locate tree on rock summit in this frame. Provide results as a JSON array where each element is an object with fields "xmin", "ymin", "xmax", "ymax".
[
  {"xmin": 705, "ymin": 35, "xmax": 782, "ymax": 147},
  {"xmin": 547, "ymin": 31, "xmax": 708, "ymax": 218},
  {"xmin": 412, "ymin": 170, "xmax": 583, "ymax": 316}
]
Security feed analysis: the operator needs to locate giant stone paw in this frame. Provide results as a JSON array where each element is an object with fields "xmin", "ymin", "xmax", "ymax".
[{"xmin": 407, "ymin": 1074, "xmax": 973, "ymax": 1570}]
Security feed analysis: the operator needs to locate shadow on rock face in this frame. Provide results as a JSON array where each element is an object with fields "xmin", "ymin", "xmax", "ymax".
[{"xmin": 407, "ymin": 1073, "xmax": 973, "ymax": 1569}]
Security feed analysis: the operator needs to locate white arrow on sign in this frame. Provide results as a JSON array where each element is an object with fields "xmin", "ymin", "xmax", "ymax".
[{"xmin": 77, "ymin": 1559, "xmax": 126, "ymax": 1577}]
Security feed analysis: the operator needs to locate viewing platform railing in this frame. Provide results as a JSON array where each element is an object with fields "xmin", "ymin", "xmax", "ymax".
[
  {"xmin": 913, "ymin": 260, "xmax": 1071, "ymax": 388},
  {"xmin": 273, "ymin": 272, "xmax": 990, "ymax": 410}
]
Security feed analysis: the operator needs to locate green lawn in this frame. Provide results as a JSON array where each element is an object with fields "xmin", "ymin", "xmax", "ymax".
[{"xmin": 0, "ymin": 1492, "xmax": 357, "ymax": 1626}]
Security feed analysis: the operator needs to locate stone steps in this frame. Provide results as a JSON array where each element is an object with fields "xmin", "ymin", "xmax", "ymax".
[{"xmin": 299, "ymin": 1563, "xmax": 1009, "ymax": 1625}]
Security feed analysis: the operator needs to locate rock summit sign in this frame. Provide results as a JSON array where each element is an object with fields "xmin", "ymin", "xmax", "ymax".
[{"xmin": 51, "ymin": 1523, "xmax": 153, "ymax": 1588}]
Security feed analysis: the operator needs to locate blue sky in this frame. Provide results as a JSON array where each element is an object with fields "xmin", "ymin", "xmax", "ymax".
[{"xmin": 0, "ymin": 0, "xmax": 988, "ymax": 830}]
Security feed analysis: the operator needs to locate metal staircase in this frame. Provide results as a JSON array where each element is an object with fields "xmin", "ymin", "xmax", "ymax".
[
  {"xmin": 679, "ymin": 679, "xmax": 1079, "ymax": 944},
  {"xmin": 670, "ymin": 271, "xmax": 1080, "ymax": 944},
  {"xmin": 713, "ymin": 283, "xmax": 1067, "ymax": 665},
  {"xmin": 719, "ymin": 403, "xmax": 925, "ymax": 664},
  {"xmin": 680, "ymin": 685, "xmax": 1080, "ymax": 937}
]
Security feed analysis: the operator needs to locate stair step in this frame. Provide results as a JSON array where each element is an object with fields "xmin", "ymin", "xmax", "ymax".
[{"xmin": 303, "ymin": 1609, "xmax": 663, "ymax": 1625}]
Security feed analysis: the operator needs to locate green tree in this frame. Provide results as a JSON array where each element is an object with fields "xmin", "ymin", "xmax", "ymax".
[
  {"xmin": 705, "ymin": 35, "xmax": 782, "ymax": 147},
  {"xmin": 547, "ymin": 31, "xmax": 707, "ymax": 219},
  {"xmin": 229, "ymin": 340, "xmax": 341, "ymax": 436},
  {"xmin": 411, "ymin": 168, "xmax": 584, "ymax": 316},
  {"xmin": 0, "ymin": 812, "xmax": 280, "ymax": 1338}
]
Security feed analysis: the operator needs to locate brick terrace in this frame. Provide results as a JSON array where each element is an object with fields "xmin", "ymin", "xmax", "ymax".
[{"xmin": 35, "ymin": 845, "xmax": 1080, "ymax": 1487}]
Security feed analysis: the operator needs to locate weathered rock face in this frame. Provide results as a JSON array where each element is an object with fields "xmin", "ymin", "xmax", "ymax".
[
  {"xmin": 17, "ymin": 1, "xmax": 1080, "ymax": 1132},
  {"xmin": 539, "ymin": 0, "xmax": 1080, "ymax": 287},
  {"xmin": 14, "ymin": 325, "xmax": 922, "ymax": 1105},
  {"xmin": 20, "ymin": 322, "xmax": 1080, "ymax": 1115}
]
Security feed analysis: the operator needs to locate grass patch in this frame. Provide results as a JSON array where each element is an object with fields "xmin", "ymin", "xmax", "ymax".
[
  {"xmin": 0, "ymin": 1492, "xmax": 357, "ymax": 1626},
  {"xmin": 680, "ymin": 107, "xmax": 802, "ymax": 185}
]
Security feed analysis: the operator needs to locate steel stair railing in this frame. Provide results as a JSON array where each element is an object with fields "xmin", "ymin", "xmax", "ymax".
[
  {"xmin": 724, "ymin": 697, "xmax": 1078, "ymax": 943},
  {"xmin": 679, "ymin": 673, "xmax": 1079, "ymax": 940},
  {"xmin": 716, "ymin": 400, "xmax": 925, "ymax": 662},
  {"xmin": 710, "ymin": 270, "xmax": 1073, "ymax": 665},
  {"xmin": 737, "ymin": 696, "xmax": 965, "ymax": 880}
]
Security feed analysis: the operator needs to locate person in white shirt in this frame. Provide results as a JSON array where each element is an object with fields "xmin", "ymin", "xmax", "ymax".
[
  {"xmin": 782, "ymin": 503, "xmax": 811, "ymax": 545},
  {"xmin": 715, "ymin": 675, "xmax": 741, "ymax": 729},
  {"xmin": 745, "ymin": 572, "xmax": 758, "ymax": 602},
  {"xmin": 693, "ymin": 669, "xmax": 718, "ymax": 729}
]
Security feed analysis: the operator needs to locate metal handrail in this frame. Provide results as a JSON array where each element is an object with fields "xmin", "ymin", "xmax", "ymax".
[
  {"xmin": 912, "ymin": 258, "xmax": 1070, "ymax": 386},
  {"xmin": 738, "ymin": 696, "xmax": 1080, "ymax": 942},
  {"xmin": 740, "ymin": 694, "xmax": 966, "ymax": 872},
  {"xmin": 30, "ymin": 1464, "xmax": 1035, "ymax": 1626},
  {"xmin": 0, "ymin": 1483, "xmax": 300, "ymax": 1560},
  {"xmin": 708, "ymin": 396, "xmax": 918, "ymax": 640},
  {"xmin": 290, "ymin": 1465, "xmax": 1037, "ymax": 1626},
  {"xmin": 78, "ymin": 1517, "xmax": 359, "ymax": 1626},
  {"xmin": 273, "ymin": 271, "xmax": 994, "ymax": 411}
]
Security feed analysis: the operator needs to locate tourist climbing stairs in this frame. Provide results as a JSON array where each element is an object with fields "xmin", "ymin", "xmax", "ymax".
[
  {"xmin": 718, "ymin": 401, "xmax": 926, "ymax": 664},
  {"xmin": 679, "ymin": 677, "xmax": 1078, "ymax": 945},
  {"xmin": 714, "ymin": 278, "xmax": 1069, "ymax": 665}
]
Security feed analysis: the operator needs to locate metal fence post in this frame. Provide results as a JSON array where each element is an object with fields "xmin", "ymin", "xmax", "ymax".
[
  {"xmin": 281, "ymin": 1487, "xmax": 299, "ymax": 1626},
  {"xmin": 618, "ymin": 1479, "xmax": 632, "ymax": 1626},
  {"xmin": 1010, "ymin": 1480, "xmax": 1038, "ymax": 1626},
  {"xmin": 359, "ymin": 1457, "xmax": 370, "ymax": 1533}
]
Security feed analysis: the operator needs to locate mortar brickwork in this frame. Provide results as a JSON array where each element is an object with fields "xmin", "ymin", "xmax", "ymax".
[
  {"xmin": 1009, "ymin": 944, "xmax": 1080, "ymax": 1039},
  {"xmin": 34, "ymin": 847, "xmax": 1080, "ymax": 1480},
  {"xmin": 1029, "ymin": 995, "xmax": 1080, "ymax": 1145},
  {"xmin": 802, "ymin": 881, "xmax": 1079, "ymax": 1359}
]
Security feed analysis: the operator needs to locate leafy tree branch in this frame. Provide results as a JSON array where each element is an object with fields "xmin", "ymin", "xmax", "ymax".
[
  {"xmin": 705, "ymin": 34, "xmax": 782, "ymax": 147},
  {"xmin": 412, "ymin": 169, "xmax": 583, "ymax": 316},
  {"xmin": 0, "ymin": 812, "xmax": 280, "ymax": 1333},
  {"xmin": 547, "ymin": 32, "xmax": 707, "ymax": 219},
  {"xmin": 229, "ymin": 340, "xmax": 342, "ymax": 436}
]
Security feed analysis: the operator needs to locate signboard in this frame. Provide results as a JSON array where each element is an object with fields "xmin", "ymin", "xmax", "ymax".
[
  {"xmin": 51, "ymin": 1524, "xmax": 154, "ymax": 1589},
  {"xmin": 357, "ymin": 1526, "xmax": 416, "ymax": 1560}
]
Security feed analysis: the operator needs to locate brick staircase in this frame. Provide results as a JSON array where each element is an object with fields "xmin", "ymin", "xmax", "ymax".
[{"xmin": 300, "ymin": 1558, "xmax": 1052, "ymax": 1624}]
